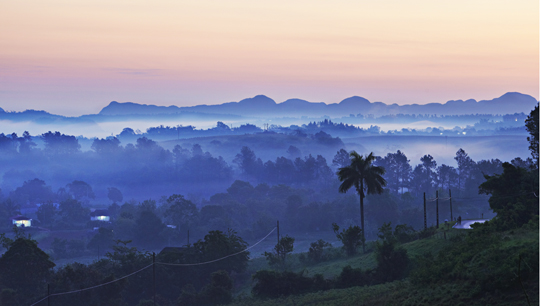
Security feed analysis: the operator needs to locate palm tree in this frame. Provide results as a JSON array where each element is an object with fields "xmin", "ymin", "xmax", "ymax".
[{"xmin": 337, "ymin": 151, "xmax": 386, "ymax": 252}]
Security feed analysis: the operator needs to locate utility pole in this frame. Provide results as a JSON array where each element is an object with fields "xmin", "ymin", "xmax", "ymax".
[
  {"xmin": 423, "ymin": 192, "xmax": 427, "ymax": 230},
  {"xmin": 48, "ymin": 284, "xmax": 50, "ymax": 306},
  {"xmin": 187, "ymin": 230, "xmax": 190, "ymax": 245},
  {"xmin": 277, "ymin": 220, "xmax": 280, "ymax": 245},
  {"xmin": 449, "ymin": 189, "xmax": 453, "ymax": 221},
  {"xmin": 436, "ymin": 190, "xmax": 439, "ymax": 229},
  {"xmin": 153, "ymin": 252, "xmax": 156, "ymax": 306}
]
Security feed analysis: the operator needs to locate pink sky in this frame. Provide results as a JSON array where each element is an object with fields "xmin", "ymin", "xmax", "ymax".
[{"xmin": 1, "ymin": 0, "xmax": 538, "ymax": 116}]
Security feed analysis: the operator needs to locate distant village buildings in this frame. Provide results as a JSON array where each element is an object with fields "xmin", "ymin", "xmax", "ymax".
[
  {"xmin": 10, "ymin": 215, "xmax": 32, "ymax": 227},
  {"xmin": 90, "ymin": 209, "xmax": 110, "ymax": 222}
]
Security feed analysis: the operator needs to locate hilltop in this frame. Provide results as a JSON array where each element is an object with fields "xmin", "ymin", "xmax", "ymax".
[{"xmin": 98, "ymin": 92, "xmax": 538, "ymax": 117}]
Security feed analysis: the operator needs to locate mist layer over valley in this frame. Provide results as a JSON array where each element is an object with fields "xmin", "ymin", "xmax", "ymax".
[{"xmin": 0, "ymin": 93, "xmax": 537, "ymax": 306}]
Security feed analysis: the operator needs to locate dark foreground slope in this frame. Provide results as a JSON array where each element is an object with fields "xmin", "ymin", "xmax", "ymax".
[{"xmin": 231, "ymin": 223, "xmax": 539, "ymax": 306}]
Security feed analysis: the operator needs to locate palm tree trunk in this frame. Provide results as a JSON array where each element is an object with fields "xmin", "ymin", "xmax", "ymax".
[{"xmin": 360, "ymin": 193, "xmax": 365, "ymax": 253}]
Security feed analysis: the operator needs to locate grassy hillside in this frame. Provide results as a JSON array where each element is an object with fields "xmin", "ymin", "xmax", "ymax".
[{"xmin": 231, "ymin": 224, "xmax": 538, "ymax": 306}]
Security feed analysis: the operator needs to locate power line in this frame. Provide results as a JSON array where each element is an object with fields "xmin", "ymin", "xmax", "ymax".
[
  {"xmin": 29, "ymin": 227, "xmax": 277, "ymax": 306},
  {"xmin": 157, "ymin": 227, "xmax": 276, "ymax": 267},
  {"xmin": 30, "ymin": 263, "xmax": 153, "ymax": 306}
]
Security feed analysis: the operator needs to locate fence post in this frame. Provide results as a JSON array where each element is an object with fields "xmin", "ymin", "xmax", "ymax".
[
  {"xmin": 153, "ymin": 252, "xmax": 156, "ymax": 306},
  {"xmin": 449, "ymin": 189, "xmax": 453, "ymax": 221},
  {"xmin": 423, "ymin": 193, "xmax": 427, "ymax": 230},
  {"xmin": 436, "ymin": 190, "xmax": 439, "ymax": 229},
  {"xmin": 277, "ymin": 220, "xmax": 280, "ymax": 245}
]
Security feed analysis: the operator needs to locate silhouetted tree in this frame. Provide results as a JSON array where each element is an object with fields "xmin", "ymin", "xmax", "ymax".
[
  {"xmin": 67, "ymin": 180, "xmax": 95, "ymax": 200},
  {"xmin": 420, "ymin": 154, "xmax": 437, "ymax": 194},
  {"xmin": 91, "ymin": 137, "xmax": 122, "ymax": 155},
  {"xmin": 0, "ymin": 238, "xmax": 55, "ymax": 296},
  {"xmin": 41, "ymin": 131, "xmax": 80, "ymax": 155},
  {"xmin": 107, "ymin": 187, "xmax": 123, "ymax": 203},
  {"xmin": 164, "ymin": 194, "xmax": 198, "ymax": 232},
  {"xmin": 36, "ymin": 202, "xmax": 57, "ymax": 226},
  {"xmin": 525, "ymin": 104, "xmax": 539, "ymax": 167},
  {"xmin": 454, "ymin": 149, "xmax": 475, "ymax": 194},
  {"xmin": 332, "ymin": 223, "xmax": 363, "ymax": 256},
  {"xmin": 286, "ymin": 145, "xmax": 301, "ymax": 159},
  {"xmin": 479, "ymin": 162, "xmax": 539, "ymax": 230},
  {"xmin": 11, "ymin": 178, "xmax": 54, "ymax": 205},
  {"xmin": 337, "ymin": 151, "xmax": 386, "ymax": 252},
  {"xmin": 332, "ymin": 149, "xmax": 350, "ymax": 169},
  {"xmin": 233, "ymin": 146, "xmax": 262, "ymax": 177}
]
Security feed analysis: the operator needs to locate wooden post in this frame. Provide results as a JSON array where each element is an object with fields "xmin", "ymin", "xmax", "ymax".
[
  {"xmin": 277, "ymin": 220, "xmax": 280, "ymax": 245},
  {"xmin": 423, "ymin": 192, "xmax": 427, "ymax": 230},
  {"xmin": 153, "ymin": 252, "xmax": 156, "ymax": 306},
  {"xmin": 47, "ymin": 284, "xmax": 50, "ymax": 306},
  {"xmin": 449, "ymin": 189, "xmax": 453, "ymax": 221},
  {"xmin": 436, "ymin": 190, "xmax": 439, "ymax": 229}
]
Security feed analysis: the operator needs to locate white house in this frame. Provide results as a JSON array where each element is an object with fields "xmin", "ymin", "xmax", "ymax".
[
  {"xmin": 11, "ymin": 215, "xmax": 32, "ymax": 227},
  {"xmin": 90, "ymin": 209, "xmax": 110, "ymax": 222}
]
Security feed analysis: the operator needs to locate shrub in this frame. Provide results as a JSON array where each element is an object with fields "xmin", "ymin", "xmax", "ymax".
[
  {"xmin": 332, "ymin": 223, "xmax": 364, "ymax": 256},
  {"xmin": 307, "ymin": 239, "xmax": 331, "ymax": 263}
]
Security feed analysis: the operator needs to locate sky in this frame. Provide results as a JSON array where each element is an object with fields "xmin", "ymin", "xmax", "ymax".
[{"xmin": 1, "ymin": 0, "xmax": 538, "ymax": 116}]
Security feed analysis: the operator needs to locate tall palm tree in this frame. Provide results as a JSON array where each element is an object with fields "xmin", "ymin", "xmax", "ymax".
[{"xmin": 337, "ymin": 151, "xmax": 386, "ymax": 252}]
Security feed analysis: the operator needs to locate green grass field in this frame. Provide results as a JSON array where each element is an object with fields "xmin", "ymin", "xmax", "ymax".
[{"xmin": 231, "ymin": 225, "xmax": 539, "ymax": 306}]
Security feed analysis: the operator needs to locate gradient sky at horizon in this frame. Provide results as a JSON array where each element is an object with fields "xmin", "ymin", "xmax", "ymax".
[{"xmin": 1, "ymin": 0, "xmax": 538, "ymax": 116}]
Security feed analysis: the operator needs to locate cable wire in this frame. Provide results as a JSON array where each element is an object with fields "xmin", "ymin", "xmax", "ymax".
[
  {"xmin": 29, "ymin": 263, "xmax": 153, "ymax": 306},
  {"xmin": 30, "ymin": 227, "xmax": 277, "ymax": 305},
  {"xmin": 157, "ymin": 227, "xmax": 276, "ymax": 267}
]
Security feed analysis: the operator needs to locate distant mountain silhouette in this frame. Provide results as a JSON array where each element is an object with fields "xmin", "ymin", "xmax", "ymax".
[{"xmin": 98, "ymin": 92, "xmax": 538, "ymax": 117}]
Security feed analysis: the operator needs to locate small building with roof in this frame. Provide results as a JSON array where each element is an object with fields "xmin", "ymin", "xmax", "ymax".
[
  {"xmin": 11, "ymin": 215, "xmax": 32, "ymax": 227},
  {"xmin": 90, "ymin": 209, "xmax": 110, "ymax": 222}
]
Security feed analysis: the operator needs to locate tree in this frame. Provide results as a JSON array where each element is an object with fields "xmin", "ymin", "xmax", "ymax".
[
  {"xmin": 91, "ymin": 137, "xmax": 121, "ymax": 155},
  {"xmin": 87, "ymin": 228, "xmax": 115, "ymax": 252},
  {"xmin": 233, "ymin": 146, "xmax": 262, "ymax": 177},
  {"xmin": 11, "ymin": 178, "xmax": 54, "ymax": 205},
  {"xmin": 437, "ymin": 164, "xmax": 457, "ymax": 190},
  {"xmin": 36, "ymin": 202, "xmax": 57, "ymax": 226},
  {"xmin": 133, "ymin": 210, "xmax": 166, "ymax": 249},
  {"xmin": 264, "ymin": 235, "xmax": 294, "ymax": 269},
  {"xmin": 337, "ymin": 151, "xmax": 386, "ymax": 252},
  {"xmin": 420, "ymin": 154, "xmax": 437, "ymax": 194},
  {"xmin": 0, "ymin": 238, "xmax": 55, "ymax": 295},
  {"xmin": 194, "ymin": 229, "xmax": 249, "ymax": 274},
  {"xmin": 0, "ymin": 199, "xmax": 20, "ymax": 227},
  {"xmin": 307, "ymin": 239, "xmax": 331, "ymax": 263},
  {"xmin": 164, "ymin": 194, "xmax": 198, "ymax": 232},
  {"xmin": 332, "ymin": 149, "xmax": 350, "ymax": 169},
  {"xmin": 59, "ymin": 198, "xmax": 90, "ymax": 226},
  {"xmin": 18, "ymin": 131, "xmax": 36, "ymax": 154},
  {"xmin": 479, "ymin": 162, "xmax": 539, "ymax": 230},
  {"xmin": 107, "ymin": 187, "xmax": 123, "ymax": 204},
  {"xmin": 41, "ymin": 131, "xmax": 80, "ymax": 155},
  {"xmin": 332, "ymin": 223, "xmax": 363, "ymax": 256},
  {"xmin": 67, "ymin": 180, "xmax": 95, "ymax": 200},
  {"xmin": 525, "ymin": 104, "xmax": 539, "ymax": 167},
  {"xmin": 286, "ymin": 145, "xmax": 301, "ymax": 159},
  {"xmin": 454, "ymin": 148, "xmax": 475, "ymax": 193}
]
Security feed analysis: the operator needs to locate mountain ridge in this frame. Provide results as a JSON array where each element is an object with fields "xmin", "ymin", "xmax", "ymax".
[{"xmin": 98, "ymin": 92, "xmax": 538, "ymax": 117}]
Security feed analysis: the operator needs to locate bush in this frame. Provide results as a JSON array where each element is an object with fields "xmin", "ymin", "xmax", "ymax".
[
  {"xmin": 394, "ymin": 224, "xmax": 416, "ymax": 243},
  {"xmin": 264, "ymin": 235, "xmax": 294, "ymax": 269},
  {"xmin": 332, "ymin": 223, "xmax": 363, "ymax": 256},
  {"xmin": 252, "ymin": 270, "xmax": 319, "ymax": 298},
  {"xmin": 375, "ymin": 240, "xmax": 409, "ymax": 282},
  {"xmin": 307, "ymin": 239, "xmax": 331, "ymax": 263},
  {"xmin": 336, "ymin": 265, "xmax": 374, "ymax": 288}
]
